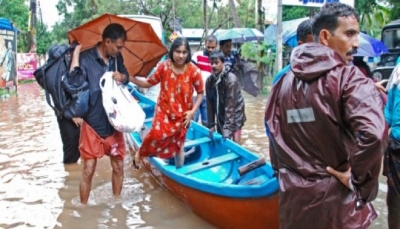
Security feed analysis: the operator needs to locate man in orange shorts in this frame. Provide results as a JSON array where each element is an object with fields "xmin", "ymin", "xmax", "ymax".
[{"xmin": 68, "ymin": 24, "xmax": 130, "ymax": 204}]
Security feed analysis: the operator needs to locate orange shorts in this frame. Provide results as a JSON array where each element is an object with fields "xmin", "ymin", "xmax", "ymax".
[{"xmin": 79, "ymin": 121, "xmax": 126, "ymax": 161}]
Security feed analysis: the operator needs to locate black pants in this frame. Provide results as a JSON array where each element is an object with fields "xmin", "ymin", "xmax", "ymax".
[
  {"xmin": 387, "ymin": 186, "xmax": 400, "ymax": 229},
  {"xmin": 57, "ymin": 116, "xmax": 80, "ymax": 164}
]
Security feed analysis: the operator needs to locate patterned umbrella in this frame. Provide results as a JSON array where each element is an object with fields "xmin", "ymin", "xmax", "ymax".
[
  {"xmin": 68, "ymin": 13, "xmax": 168, "ymax": 77},
  {"xmin": 215, "ymin": 28, "xmax": 264, "ymax": 43}
]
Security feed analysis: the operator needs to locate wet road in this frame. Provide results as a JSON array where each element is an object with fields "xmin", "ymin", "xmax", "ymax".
[{"xmin": 0, "ymin": 83, "xmax": 388, "ymax": 228}]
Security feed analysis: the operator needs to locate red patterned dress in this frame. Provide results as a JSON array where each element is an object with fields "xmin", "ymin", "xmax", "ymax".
[{"xmin": 139, "ymin": 60, "xmax": 204, "ymax": 158}]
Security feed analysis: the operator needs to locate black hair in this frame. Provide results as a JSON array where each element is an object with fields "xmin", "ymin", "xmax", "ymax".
[
  {"xmin": 102, "ymin": 23, "xmax": 127, "ymax": 41},
  {"xmin": 219, "ymin": 39, "xmax": 232, "ymax": 47},
  {"xmin": 169, "ymin": 37, "xmax": 192, "ymax": 64},
  {"xmin": 312, "ymin": 2, "xmax": 359, "ymax": 41},
  {"xmin": 205, "ymin": 35, "xmax": 218, "ymax": 43},
  {"xmin": 353, "ymin": 56, "xmax": 372, "ymax": 76},
  {"xmin": 209, "ymin": 50, "xmax": 225, "ymax": 63},
  {"xmin": 296, "ymin": 19, "xmax": 313, "ymax": 43}
]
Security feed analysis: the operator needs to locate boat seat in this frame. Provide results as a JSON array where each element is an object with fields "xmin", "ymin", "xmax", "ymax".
[
  {"xmin": 165, "ymin": 145, "xmax": 201, "ymax": 165},
  {"xmin": 144, "ymin": 117, "xmax": 153, "ymax": 123},
  {"xmin": 183, "ymin": 137, "xmax": 212, "ymax": 149},
  {"xmin": 177, "ymin": 153, "xmax": 240, "ymax": 175},
  {"xmin": 239, "ymin": 174, "xmax": 269, "ymax": 186}
]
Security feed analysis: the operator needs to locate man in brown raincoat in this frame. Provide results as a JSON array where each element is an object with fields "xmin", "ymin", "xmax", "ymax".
[{"xmin": 265, "ymin": 3, "xmax": 388, "ymax": 229}]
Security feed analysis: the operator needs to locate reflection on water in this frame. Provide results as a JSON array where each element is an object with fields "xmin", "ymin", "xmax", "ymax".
[
  {"xmin": 0, "ymin": 83, "xmax": 388, "ymax": 228},
  {"xmin": 0, "ymin": 84, "xmax": 65, "ymax": 228},
  {"xmin": 0, "ymin": 83, "xmax": 213, "ymax": 229}
]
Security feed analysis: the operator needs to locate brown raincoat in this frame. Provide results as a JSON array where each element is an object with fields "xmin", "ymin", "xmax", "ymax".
[
  {"xmin": 265, "ymin": 43, "xmax": 388, "ymax": 229},
  {"xmin": 206, "ymin": 69, "xmax": 246, "ymax": 138}
]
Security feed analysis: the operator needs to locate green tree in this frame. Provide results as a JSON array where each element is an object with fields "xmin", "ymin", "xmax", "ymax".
[
  {"xmin": 51, "ymin": 0, "xmax": 262, "ymax": 47},
  {"xmin": 355, "ymin": 0, "xmax": 390, "ymax": 37},
  {"xmin": 0, "ymin": 0, "xmax": 30, "ymax": 52},
  {"xmin": 282, "ymin": 6, "xmax": 309, "ymax": 21},
  {"xmin": 238, "ymin": 0, "xmax": 256, "ymax": 28},
  {"xmin": 36, "ymin": 24, "xmax": 53, "ymax": 55},
  {"xmin": 50, "ymin": 0, "xmax": 95, "ymax": 42},
  {"xmin": 384, "ymin": 0, "xmax": 400, "ymax": 20}
]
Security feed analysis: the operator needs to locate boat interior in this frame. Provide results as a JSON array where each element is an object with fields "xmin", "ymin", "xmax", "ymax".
[{"xmin": 130, "ymin": 89, "xmax": 274, "ymax": 188}]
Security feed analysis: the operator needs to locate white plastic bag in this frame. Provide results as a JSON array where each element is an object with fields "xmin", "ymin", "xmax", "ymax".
[{"xmin": 100, "ymin": 72, "xmax": 145, "ymax": 132}]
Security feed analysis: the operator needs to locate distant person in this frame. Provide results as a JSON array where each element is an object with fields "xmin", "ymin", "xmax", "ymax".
[
  {"xmin": 219, "ymin": 39, "xmax": 240, "ymax": 71},
  {"xmin": 353, "ymin": 56, "xmax": 387, "ymax": 101},
  {"xmin": 353, "ymin": 56, "xmax": 372, "ymax": 77},
  {"xmin": 265, "ymin": 3, "xmax": 388, "ymax": 229},
  {"xmin": 191, "ymin": 35, "xmax": 218, "ymax": 126},
  {"xmin": 272, "ymin": 19, "xmax": 313, "ymax": 85},
  {"xmin": 206, "ymin": 50, "xmax": 246, "ymax": 144},
  {"xmin": 46, "ymin": 44, "xmax": 82, "ymax": 164},
  {"xmin": 384, "ymin": 62, "xmax": 400, "ymax": 229},
  {"xmin": 219, "ymin": 39, "xmax": 260, "ymax": 97}
]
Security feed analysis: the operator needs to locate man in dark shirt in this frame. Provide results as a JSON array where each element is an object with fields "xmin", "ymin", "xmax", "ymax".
[{"xmin": 68, "ymin": 23, "xmax": 129, "ymax": 204}]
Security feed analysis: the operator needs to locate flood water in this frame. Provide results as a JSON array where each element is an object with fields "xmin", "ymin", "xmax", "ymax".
[{"xmin": 0, "ymin": 82, "xmax": 389, "ymax": 229}]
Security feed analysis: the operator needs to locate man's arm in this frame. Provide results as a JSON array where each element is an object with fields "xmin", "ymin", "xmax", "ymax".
[
  {"xmin": 342, "ymin": 66, "xmax": 388, "ymax": 205},
  {"xmin": 222, "ymin": 74, "xmax": 239, "ymax": 138},
  {"xmin": 206, "ymin": 79, "xmax": 216, "ymax": 129}
]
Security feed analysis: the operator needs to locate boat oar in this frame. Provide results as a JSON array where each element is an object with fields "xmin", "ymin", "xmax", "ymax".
[{"xmin": 233, "ymin": 157, "xmax": 266, "ymax": 184}]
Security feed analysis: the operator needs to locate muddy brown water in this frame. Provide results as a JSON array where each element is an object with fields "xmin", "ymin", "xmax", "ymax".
[{"xmin": 0, "ymin": 83, "xmax": 388, "ymax": 228}]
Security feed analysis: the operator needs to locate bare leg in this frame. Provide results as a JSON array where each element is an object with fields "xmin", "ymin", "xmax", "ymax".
[
  {"xmin": 110, "ymin": 156, "xmax": 124, "ymax": 197},
  {"xmin": 80, "ymin": 159, "xmax": 97, "ymax": 204},
  {"xmin": 174, "ymin": 148, "xmax": 185, "ymax": 169},
  {"xmin": 133, "ymin": 150, "xmax": 140, "ymax": 170},
  {"xmin": 233, "ymin": 130, "xmax": 242, "ymax": 144}
]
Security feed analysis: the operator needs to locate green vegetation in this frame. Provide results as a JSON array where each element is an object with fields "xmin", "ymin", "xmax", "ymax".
[
  {"xmin": 0, "ymin": 0, "xmax": 55, "ymax": 55},
  {"xmin": 0, "ymin": 0, "xmax": 397, "ymax": 54},
  {"xmin": 0, "ymin": 0, "xmax": 398, "ymax": 93},
  {"xmin": 240, "ymin": 41, "xmax": 281, "ymax": 94}
]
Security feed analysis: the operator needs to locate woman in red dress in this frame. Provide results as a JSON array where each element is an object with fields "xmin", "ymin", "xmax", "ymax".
[{"xmin": 131, "ymin": 37, "xmax": 204, "ymax": 168}]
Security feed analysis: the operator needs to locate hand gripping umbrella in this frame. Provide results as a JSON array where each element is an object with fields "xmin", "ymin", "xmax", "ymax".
[{"xmin": 68, "ymin": 13, "xmax": 168, "ymax": 77}]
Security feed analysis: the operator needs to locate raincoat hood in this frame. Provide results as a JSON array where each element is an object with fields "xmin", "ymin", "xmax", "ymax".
[{"xmin": 291, "ymin": 43, "xmax": 345, "ymax": 81}]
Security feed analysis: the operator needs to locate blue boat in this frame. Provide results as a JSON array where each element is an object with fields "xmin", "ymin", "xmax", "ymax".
[{"xmin": 126, "ymin": 86, "xmax": 279, "ymax": 229}]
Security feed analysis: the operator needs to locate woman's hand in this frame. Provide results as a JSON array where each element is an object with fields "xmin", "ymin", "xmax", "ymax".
[{"xmin": 183, "ymin": 110, "xmax": 195, "ymax": 127}]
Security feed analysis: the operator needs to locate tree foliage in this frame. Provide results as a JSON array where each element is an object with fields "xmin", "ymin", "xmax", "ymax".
[
  {"xmin": 282, "ymin": 6, "xmax": 309, "ymax": 21},
  {"xmin": 355, "ymin": 0, "xmax": 391, "ymax": 37},
  {"xmin": 0, "ymin": 0, "xmax": 29, "ymax": 52},
  {"xmin": 0, "ymin": 0, "xmax": 53, "ymax": 54},
  {"xmin": 384, "ymin": 0, "xmax": 400, "ymax": 20},
  {"xmin": 47, "ymin": 0, "xmax": 396, "ymax": 48},
  {"xmin": 36, "ymin": 24, "xmax": 53, "ymax": 55}
]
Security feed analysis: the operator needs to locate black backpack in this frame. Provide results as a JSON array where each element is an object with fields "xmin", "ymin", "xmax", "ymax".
[{"xmin": 34, "ymin": 43, "xmax": 89, "ymax": 119}]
